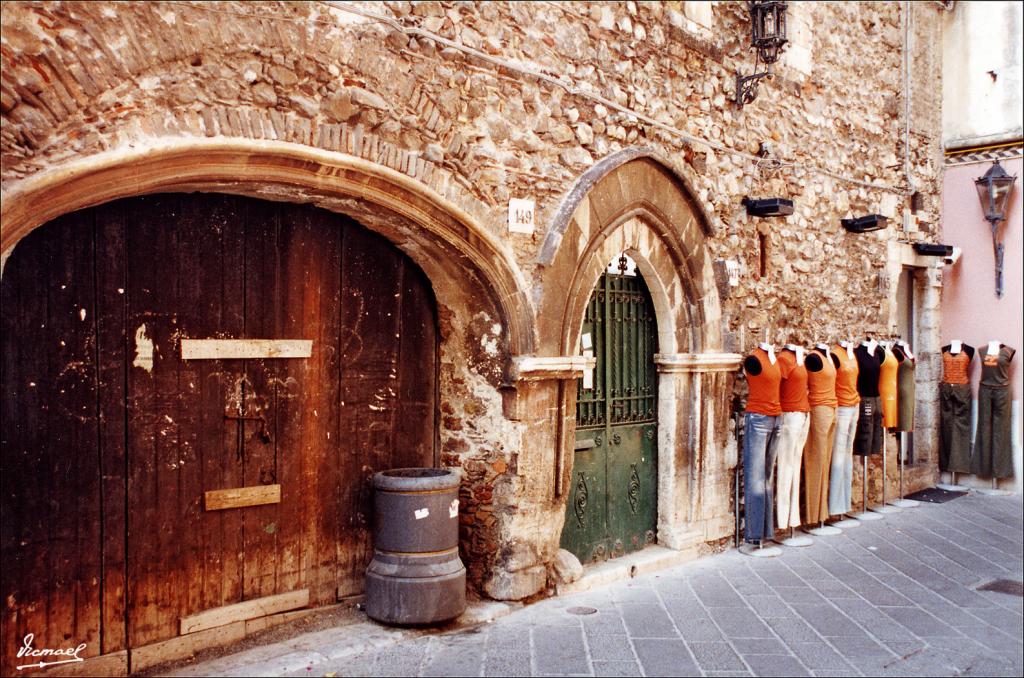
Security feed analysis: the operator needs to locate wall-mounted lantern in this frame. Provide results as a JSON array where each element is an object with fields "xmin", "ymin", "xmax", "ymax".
[
  {"xmin": 735, "ymin": 1, "xmax": 789, "ymax": 107},
  {"xmin": 743, "ymin": 197, "xmax": 794, "ymax": 217},
  {"xmin": 841, "ymin": 214, "xmax": 888, "ymax": 233},
  {"xmin": 974, "ymin": 161, "xmax": 1017, "ymax": 298}
]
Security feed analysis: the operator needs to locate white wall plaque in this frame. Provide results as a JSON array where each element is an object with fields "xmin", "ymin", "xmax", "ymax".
[{"xmin": 508, "ymin": 198, "xmax": 536, "ymax": 234}]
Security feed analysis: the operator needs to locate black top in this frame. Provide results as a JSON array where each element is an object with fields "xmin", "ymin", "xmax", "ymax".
[
  {"xmin": 853, "ymin": 344, "xmax": 883, "ymax": 397},
  {"xmin": 941, "ymin": 343, "xmax": 975, "ymax": 361}
]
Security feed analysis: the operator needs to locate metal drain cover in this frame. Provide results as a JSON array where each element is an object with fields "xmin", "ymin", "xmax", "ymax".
[
  {"xmin": 977, "ymin": 579, "xmax": 1024, "ymax": 597},
  {"xmin": 566, "ymin": 606, "xmax": 598, "ymax": 615}
]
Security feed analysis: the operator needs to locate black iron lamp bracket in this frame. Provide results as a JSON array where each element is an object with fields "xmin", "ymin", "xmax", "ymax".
[{"xmin": 735, "ymin": 70, "xmax": 771, "ymax": 107}]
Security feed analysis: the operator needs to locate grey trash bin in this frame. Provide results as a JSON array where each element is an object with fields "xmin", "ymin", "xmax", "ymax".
[{"xmin": 365, "ymin": 467, "xmax": 466, "ymax": 625}]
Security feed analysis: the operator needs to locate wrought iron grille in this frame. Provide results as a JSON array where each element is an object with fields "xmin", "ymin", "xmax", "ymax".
[{"xmin": 576, "ymin": 272, "xmax": 658, "ymax": 429}]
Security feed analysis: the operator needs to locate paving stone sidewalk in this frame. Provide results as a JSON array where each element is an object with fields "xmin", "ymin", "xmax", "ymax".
[{"xmin": 199, "ymin": 492, "xmax": 1024, "ymax": 677}]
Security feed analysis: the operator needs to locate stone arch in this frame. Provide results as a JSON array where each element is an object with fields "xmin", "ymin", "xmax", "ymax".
[
  {"xmin": 0, "ymin": 1, "xmax": 503, "ymax": 238},
  {"xmin": 534, "ymin": 150, "xmax": 738, "ymax": 559},
  {"xmin": 0, "ymin": 138, "xmax": 536, "ymax": 367},
  {"xmin": 535, "ymin": 149, "xmax": 723, "ymax": 358}
]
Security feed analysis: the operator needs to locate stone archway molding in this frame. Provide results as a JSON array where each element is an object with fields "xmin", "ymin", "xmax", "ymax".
[
  {"xmin": 532, "ymin": 150, "xmax": 741, "ymax": 568},
  {"xmin": 537, "ymin": 146, "xmax": 719, "ymax": 269},
  {"xmin": 0, "ymin": 137, "xmax": 536, "ymax": 359}
]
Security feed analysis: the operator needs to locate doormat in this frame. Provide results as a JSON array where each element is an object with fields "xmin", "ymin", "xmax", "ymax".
[
  {"xmin": 903, "ymin": 486, "xmax": 967, "ymax": 503},
  {"xmin": 976, "ymin": 579, "xmax": 1024, "ymax": 597}
]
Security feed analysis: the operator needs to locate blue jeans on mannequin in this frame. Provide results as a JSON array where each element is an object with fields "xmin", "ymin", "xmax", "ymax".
[{"xmin": 743, "ymin": 412, "xmax": 780, "ymax": 543}]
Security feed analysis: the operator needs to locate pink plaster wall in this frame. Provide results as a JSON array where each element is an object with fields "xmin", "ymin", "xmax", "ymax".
[{"xmin": 941, "ymin": 157, "xmax": 1023, "ymax": 399}]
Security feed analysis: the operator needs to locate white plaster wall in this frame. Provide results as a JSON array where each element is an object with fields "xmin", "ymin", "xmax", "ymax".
[{"xmin": 942, "ymin": 1, "xmax": 1024, "ymax": 148}]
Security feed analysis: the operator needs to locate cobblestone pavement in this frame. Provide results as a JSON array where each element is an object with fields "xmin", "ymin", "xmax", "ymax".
[{"xmin": 284, "ymin": 493, "xmax": 1023, "ymax": 677}]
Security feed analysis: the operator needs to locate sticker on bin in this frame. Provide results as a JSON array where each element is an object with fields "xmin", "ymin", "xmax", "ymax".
[
  {"xmin": 449, "ymin": 499, "xmax": 459, "ymax": 518},
  {"xmin": 414, "ymin": 508, "xmax": 429, "ymax": 520}
]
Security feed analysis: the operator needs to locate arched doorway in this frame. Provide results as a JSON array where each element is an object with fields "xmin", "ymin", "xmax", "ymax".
[
  {"xmin": 0, "ymin": 193, "xmax": 438, "ymax": 669},
  {"xmin": 561, "ymin": 255, "xmax": 659, "ymax": 562}
]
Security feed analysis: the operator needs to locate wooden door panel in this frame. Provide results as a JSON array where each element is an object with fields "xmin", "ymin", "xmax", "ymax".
[
  {"xmin": 2, "ymin": 192, "xmax": 439, "ymax": 663},
  {"xmin": 94, "ymin": 201, "xmax": 130, "ymax": 655},
  {"xmin": 124, "ymin": 194, "xmax": 247, "ymax": 648},
  {"xmin": 0, "ymin": 212, "xmax": 103, "ymax": 674},
  {"xmin": 244, "ymin": 201, "xmax": 345, "ymax": 605}
]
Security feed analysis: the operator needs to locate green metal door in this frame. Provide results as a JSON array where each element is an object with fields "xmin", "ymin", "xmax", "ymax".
[{"xmin": 561, "ymin": 270, "xmax": 658, "ymax": 563}]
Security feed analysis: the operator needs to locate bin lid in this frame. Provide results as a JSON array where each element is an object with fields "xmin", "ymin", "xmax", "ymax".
[{"xmin": 373, "ymin": 467, "xmax": 462, "ymax": 492}]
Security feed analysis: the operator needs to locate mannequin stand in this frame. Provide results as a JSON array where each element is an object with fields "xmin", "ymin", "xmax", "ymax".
[
  {"xmin": 807, "ymin": 520, "xmax": 842, "ymax": 536},
  {"xmin": 979, "ymin": 477, "xmax": 1012, "ymax": 496},
  {"xmin": 778, "ymin": 526, "xmax": 814, "ymax": 547},
  {"xmin": 937, "ymin": 471, "xmax": 968, "ymax": 492},
  {"xmin": 740, "ymin": 540, "xmax": 782, "ymax": 558},
  {"xmin": 830, "ymin": 515, "xmax": 861, "ymax": 529},
  {"xmin": 870, "ymin": 435, "xmax": 900, "ymax": 514},
  {"xmin": 888, "ymin": 432, "xmax": 919, "ymax": 508},
  {"xmin": 852, "ymin": 456, "xmax": 884, "ymax": 521}
]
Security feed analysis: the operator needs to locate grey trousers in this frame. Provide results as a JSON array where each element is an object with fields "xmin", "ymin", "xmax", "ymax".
[
  {"xmin": 828, "ymin": 405, "xmax": 859, "ymax": 516},
  {"xmin": 972, "ymin": 385, "xmax": 1013, "ymax": 479},
  {"xmin": 939, "ymin": 383, "xmax": 972, "ymax": 474}
]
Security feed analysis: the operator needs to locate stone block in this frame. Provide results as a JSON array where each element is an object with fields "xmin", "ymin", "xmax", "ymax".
[
  {"xmin": 548, "ymin": 548, "xmax": 583, "ymax": 585},
  {"xmin": 483, "ymin": 565, "xmax": 547, "ymax": 600}
]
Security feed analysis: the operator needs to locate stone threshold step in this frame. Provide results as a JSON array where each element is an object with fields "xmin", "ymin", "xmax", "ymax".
[{"xmin": 556, "ymin": 544, "xmax": 701, "ymax": 596}]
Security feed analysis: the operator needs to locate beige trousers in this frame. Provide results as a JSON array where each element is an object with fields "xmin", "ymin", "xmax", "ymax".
[
  {"xmin": 803, "ymin": 405, "xmax": 837, "ymax": 525},
  {"xmin": 773, "ymin": 411, "xmax": 811, "ymax": 530}
]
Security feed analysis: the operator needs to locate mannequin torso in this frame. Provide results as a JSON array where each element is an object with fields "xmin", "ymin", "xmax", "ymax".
[
  {"xmin": 853, "ymin": 342, "xmax": 883, "ymax": 397},
  {"xmin": 744, "ymin": 346, "xmax": 782, "ymax": 415},
  {"xmin": 941, "ymin": 343, "xmax": 974, "ymax": 384}
]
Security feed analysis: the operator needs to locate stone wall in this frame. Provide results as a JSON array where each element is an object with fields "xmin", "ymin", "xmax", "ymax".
[{"xmin": 1, "ymin": 0, "xmax": 946, "ymax": 599}]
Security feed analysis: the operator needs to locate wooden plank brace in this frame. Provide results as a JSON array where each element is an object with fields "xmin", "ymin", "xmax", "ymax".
[
  {"xmin": 179, "ymin": 589, "xmax": 310, "ymax": 635},
  {"xmin": 181, "ymin": 339, "xmax": 313, "ymax": 360},
  {"xmin": 205, "ymin": 485, "xmax": 281, "ymax": 511}
]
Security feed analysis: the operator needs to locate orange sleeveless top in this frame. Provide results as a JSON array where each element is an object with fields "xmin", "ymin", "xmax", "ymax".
[
  {"xmin": 807, "ymin": 349, "xmax": 838, "ymax": 408},
  {"xmin": 778, "ymin": 349, "xmax": 810, "ymax": 412},
  {"xmin": 832, "ymin": 345, "xmax": 860, "ymax": 407},
  {"xmin": 941, "ymin": 350, "xmax": 970, "ymax": 385},
  {"xmin": 745, "ymin": 347, "xmax": 782, "ymax": 416},
  {"xmin": 878, "ymin": 347, "xmax": 899, "ymax": 428}
]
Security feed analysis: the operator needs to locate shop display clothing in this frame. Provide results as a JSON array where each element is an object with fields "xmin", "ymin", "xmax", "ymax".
[
  {"xmin": 939, "ymin": 346, "xmax": 973, "ymax": 473},
  {"xmin": 853, "ymin": 344, "xmax": 882, "ymax": 398},
  {"xmin": 972, "ymin": 344, "xmax": 1016, "ymax": 479},
  {"xmin": 778, "ymin": 349, "xmax": 810, "ymax": 413},
  {"xmin": 833, "ymin": 344, "xmax": 860, "ymax": 407},
  {"xmin": 803, "ymin": 348, "xmax": 837, "ymax": 524},
  {"xmin": 893, "ymin": 345, "xmax": 916, "ymax": 432},
  {"xmin": 806, "ymin": 349, "xmax": 838, "ymax": 408},
  {"xmin": 853, "ymin": 344, "xmax": 883, "ymax": 456},
  {"xmin": 743, "ymin": 347, "xmax": 782, "ymax": 542},
  {"xmin": 774, "ymin": 411, "xmax": 810, "ymax": 529},
  {"xmin": 774, "ymin": 349, "xmax": 810, "ymax": 530},
  {"xmin": 939, "ymin": 383, "xmax": 973, "ymax": 473},
  {"xmin": 743, "ymin": 413, "xmax": 780, "ymax": 542},
  {"xmin": 804, "ymin": 404, "xmax": 837, "ymax": 524},
  {"xmin": 941, "ymin": 345, "xmax": 973, "ymax": 385},
  {"xmin": 854, "ymin": 396, "xmax": 883, "ymax": 455},
  {"xmin": 878, "ymin": 346, "xmax": 899, "ymax": 429},
  {"xmin": 829, "ymin": 405, "xmax": 859, "ymax": 515},
  {"xmin": 744, "ymin": 347, "xmax": 782, "ymax": 416}
]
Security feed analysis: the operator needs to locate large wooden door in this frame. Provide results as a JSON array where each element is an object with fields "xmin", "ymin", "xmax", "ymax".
[
  {"xmin": 1, "ymin": 193, "xmax": 438, "ymax": 671},
  {"xmin": 561, "ymin": 270, "xmax": 658, "ymax": 563}
]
